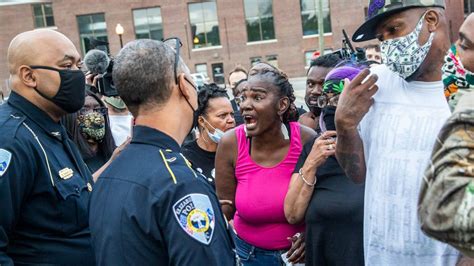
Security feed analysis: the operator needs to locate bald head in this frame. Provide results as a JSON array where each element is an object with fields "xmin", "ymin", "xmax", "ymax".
[{"xmin": 7, "ymin": 29, "xmax": 80, "ymax": 75}]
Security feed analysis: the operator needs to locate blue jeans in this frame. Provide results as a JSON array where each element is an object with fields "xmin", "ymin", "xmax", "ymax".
[{"xmin": 232, "ymin": 232, "xmax": 286, "ymax": 266}]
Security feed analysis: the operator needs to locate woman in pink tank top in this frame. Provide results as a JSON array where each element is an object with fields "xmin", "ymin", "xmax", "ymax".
[{"xmin": 215, "ymin": 63, "xmax": 316, "ymax": 265}]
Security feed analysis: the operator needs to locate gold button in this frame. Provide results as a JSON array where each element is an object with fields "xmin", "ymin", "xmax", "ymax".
[{"xmin": 87, "ymin": 182, "xmax": 93, "ymax": 192}]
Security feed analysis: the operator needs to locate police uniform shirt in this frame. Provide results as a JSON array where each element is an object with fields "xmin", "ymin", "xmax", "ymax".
[
  {"xmin": 89, "ymin": 126, "xmax": 235, "ymax": 266},
  {"xmin": 0, "ymin": 92, "xmax": 95, "ymax": 265}
]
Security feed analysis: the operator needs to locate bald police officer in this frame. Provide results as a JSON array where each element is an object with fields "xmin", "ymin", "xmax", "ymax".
[
  {"xmin": 89, "ymin": 39, "xmax": 235, "ymax": 265},
  {"xmin": 0, "ymin": 29, "xmax": 94, "ymax": 265}
]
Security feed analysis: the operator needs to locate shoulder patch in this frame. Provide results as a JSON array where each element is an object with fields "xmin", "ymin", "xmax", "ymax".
[
  {"xmin": 173, "ymin": 193, "xmax": 215, "ymax": 245},
  {"xmin": 0, "ymin": 149, "xmax": 12, "ymax": 177}
]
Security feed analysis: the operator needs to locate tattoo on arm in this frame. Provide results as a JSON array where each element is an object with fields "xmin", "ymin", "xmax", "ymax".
[{"xmin": 336, "ymin": 130, "xmax": 366, "ymax": 183}]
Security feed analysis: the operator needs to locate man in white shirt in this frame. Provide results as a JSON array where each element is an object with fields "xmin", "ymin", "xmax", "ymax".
[{"xmin": 335, "ymin": 0, "xmax": 460, "ymax": 265}]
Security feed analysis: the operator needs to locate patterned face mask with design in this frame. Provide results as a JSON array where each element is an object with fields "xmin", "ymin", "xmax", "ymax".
[
  {"xmin": 442, "ymin": 44, "xmax": 474, "ymax": 109},
  {"xmin": 381, "ymin": 12, "xmax": 435, "ymax": 79},
  {"xmin": 443, "ymin": 45, "xmax": 474, "ymax": 94},
  {"xmin": 77, "ymin": 111, "xmax": 106, "ymax": 143}
]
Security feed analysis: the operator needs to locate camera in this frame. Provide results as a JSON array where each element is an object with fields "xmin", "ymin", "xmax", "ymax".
[
  {"xmin": 332, "ymin": 30, "xmax": 367, "ymax": 64},
  {"xmin": 96, "ymin": 60, "xmax": 118, "ymax": 97}
]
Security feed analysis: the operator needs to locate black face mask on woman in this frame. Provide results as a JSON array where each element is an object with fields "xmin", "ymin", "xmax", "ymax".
[
  {"xmin": 30, "ymin": 65, "xmax": 86, "ymax": 113},
  {"xmin": 322, "ymin": 106, "xmax": 337, "ymax": 131}
]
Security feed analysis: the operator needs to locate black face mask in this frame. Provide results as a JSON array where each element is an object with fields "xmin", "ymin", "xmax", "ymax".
[
  {"xmin": 322, "ymin": 106, "xmax": 337, "ymax": 131},
  {"xmin": 30, "ymin": 65, "xmax": 86, "ymax": 113},
  {"xmin": 178, "ymin": 79, "xmax": 199, "ymax": 136},
  {"xmin": 186, "ymin": 98, "xmax": 199, "ymax": 134}
]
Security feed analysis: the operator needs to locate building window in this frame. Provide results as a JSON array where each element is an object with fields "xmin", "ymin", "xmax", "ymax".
[
  {"xmin": 195, "ymin": 63, "xmax": 208, "ymax": 75},
  {"xmin": 244, "ymin": 0, "xmax": 275, "ymax": 42},
  {"xmin": 77, "ymin": 13, "xmax": 109, "ymax": 55},
  {"xmin": 212, "ymin": 63, "xmax": 225, "ymax": 84},
  {"xmin": 133, "ymin": 7, "xmax": 163, "ymax": 40},
  {"xmin": 32, "ymin": 3, "xmax": 55, "ymax": 28},
  {"xmin": 266, "ymin": 55, "xmax": 278, "ymax": 68},
  {"xmin": 250, "ymin": 56, "xmax": 262, "ymax": 66},
  {"xmin": 300, "ymin": 0, "xmax": 332, "ymax": 36},
  {"xmin": 188, "ymin": 1, "xmax": 221, "ymax": 49},
  {"xmin": 465, "ymin": 0, "xmax": 474, "ymax": 15}
]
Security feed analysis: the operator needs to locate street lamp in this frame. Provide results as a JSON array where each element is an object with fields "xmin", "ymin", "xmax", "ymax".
[{"xmin": 115, "ymin": 23, "xmax": 124, "ymax": 48}]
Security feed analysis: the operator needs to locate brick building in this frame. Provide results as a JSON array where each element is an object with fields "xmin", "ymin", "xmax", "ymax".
[{"xmin": 0, "ymin": 0, "xmax": 466, "ymax": 93}]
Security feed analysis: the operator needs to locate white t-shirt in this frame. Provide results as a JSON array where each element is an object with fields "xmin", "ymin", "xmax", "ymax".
[{"xmin": 359, "ymin": 65, "xmax": 459, "ymax": 265}]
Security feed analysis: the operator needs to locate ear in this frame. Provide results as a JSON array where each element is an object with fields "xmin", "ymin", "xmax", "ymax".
[
  {"xmin": 19, "ymin": 65, "xmax": 37, "ymax": 88},
  {"xmin": 177, "ymin": 73, "xmax": 197, "ymax": 108},
  {"xmin": 277, "ymin": 97, "xmax": 290, "ymax": 116},
  {"xmin": 197, "ymin": 115, "xmax": 206, "ymax": 130},
  {"xmin": 425, "ymin": 9, "xmax": 440, "ymax": 32}
]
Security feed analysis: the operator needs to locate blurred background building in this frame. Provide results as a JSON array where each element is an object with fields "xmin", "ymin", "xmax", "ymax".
[{"xmin": 0, "ymin": 0, "xmax": 468, "ymax": 94}]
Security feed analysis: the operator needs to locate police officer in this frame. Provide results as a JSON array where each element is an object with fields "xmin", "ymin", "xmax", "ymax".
[
  {"xmin": 89, "ymin": 39, "xmax": 235, "ymax": 265},
  {"xmin": 0, "ymin": 29, "xmax": 95, "ymax": 265}
]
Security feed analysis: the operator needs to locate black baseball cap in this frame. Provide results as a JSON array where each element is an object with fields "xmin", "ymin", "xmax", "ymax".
[{"xmin": 352, "ymin": 0, "xmax": 445, "ymax": 42}]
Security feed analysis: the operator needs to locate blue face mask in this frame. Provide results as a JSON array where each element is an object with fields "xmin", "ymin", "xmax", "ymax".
[{"xmin": 203, "ymin": 118, "xmax": 224, "ymax": 144}]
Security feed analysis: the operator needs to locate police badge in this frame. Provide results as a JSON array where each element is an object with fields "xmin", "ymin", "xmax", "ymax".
[
  {"xmin": 173, "ymin": 193, "xmax": 215, "ymax": 245},
  {"xmin": 0, "ymin": 149, "xmax": 12, "ymax": 177}
]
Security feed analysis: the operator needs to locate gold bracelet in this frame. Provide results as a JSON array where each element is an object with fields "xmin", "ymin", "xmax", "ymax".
[{"xmin": 299, "ymin": 168, "xmax": 316, "ymax": 187}]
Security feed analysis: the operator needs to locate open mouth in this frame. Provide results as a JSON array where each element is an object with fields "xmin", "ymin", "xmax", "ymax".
[
  {"xmin": 243, "ymin": 114, "xmax": 257, "ymax": 130},
  {"xmin": 307, "ymin": 97, "xmax": 319, "ymax": 106}
]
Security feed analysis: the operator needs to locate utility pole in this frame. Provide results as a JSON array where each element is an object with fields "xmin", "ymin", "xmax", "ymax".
[{"xmin": 317, "ymin": 0, "xmax": 325, "ymax": 53}]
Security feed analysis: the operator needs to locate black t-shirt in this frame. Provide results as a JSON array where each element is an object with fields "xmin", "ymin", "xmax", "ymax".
[
  {"xmin": 84, "ymin": 150, "xmax": 109, "ymax": 174},
  {"xmin": 294, "ymin": 137, "xmax": 365, "ymax": 266},
  {"xmin": 182, "ymin": 140, "xmax": 216, "ymax": 189}
]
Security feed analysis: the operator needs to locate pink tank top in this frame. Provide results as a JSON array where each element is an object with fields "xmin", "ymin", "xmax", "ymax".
[{"xmin": 233, "ymin": 122, "xmax": 304, "ymax": 250}]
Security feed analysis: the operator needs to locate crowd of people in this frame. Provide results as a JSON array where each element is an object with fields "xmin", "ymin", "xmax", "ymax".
[{"xmin": 0, "ymin": 0, "xmax": 473, "ymax": 265}]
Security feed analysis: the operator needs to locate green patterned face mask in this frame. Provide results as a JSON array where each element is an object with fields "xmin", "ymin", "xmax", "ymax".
[{"xmin": 77, "ymin": 111, "xmax": 106, "ymax": 142}]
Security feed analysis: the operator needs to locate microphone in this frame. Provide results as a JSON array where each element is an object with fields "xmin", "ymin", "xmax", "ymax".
[{"xmin": 84, "ymin": 49, "xmax": 110, "ymax": 74}]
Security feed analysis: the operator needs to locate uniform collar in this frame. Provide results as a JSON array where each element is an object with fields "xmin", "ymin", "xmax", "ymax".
[
  {"xmin": 8, "ymin": 91, "xmax": 64, "ymax": 140},
  {"xmin": 131, "ymin": 125, "xmax": 181, "ymax": 151}
]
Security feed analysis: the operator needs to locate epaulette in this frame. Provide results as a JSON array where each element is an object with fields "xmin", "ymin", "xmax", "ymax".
[
  {"xmin": 158, "ymin": 149, "xmax": 198, "ymax": 185},
  {"xmin": 0, "ymin": 106, "xmax": 26, "ymax": 142}
]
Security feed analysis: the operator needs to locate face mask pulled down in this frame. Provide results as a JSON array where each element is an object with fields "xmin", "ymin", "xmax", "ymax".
[
  {"xmin": 381, "ymin": 13, "xmax": 435, "ymax": 80},
  {"xmin": 202, "ymin": 118, "xmax": 224, "ymax": 143}
]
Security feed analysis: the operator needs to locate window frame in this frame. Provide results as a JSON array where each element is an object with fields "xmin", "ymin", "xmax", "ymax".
[
  {"xmin": 132, "ymin": 6, "xmax": 164, "ymax": 41},
  {"xmin": 32, "ymin": 3, "xmax": 55, "ymax": 28},
  {"xmin": 243, "ymin": 0, "xmax": 276, "ymax": 43},
  {"xmin": 188, "ymin": 1, "xmax": 221, "ymax": 49},
  {"xmin": 76, "ymin": 13, "xmax": 109, "ymax": 55},
  {"xmin": 300, "ymin": 0, "xmax": 332, "ymax": 36}
]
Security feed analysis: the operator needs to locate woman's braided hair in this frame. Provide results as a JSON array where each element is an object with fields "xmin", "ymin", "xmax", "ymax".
[
  {"xmin": 248, "ymin": 62, "xmax": 299, "ymax": 123},
  {"xmin": 197, "ymin": 83, "xmax": 229, "ymax": 117}
]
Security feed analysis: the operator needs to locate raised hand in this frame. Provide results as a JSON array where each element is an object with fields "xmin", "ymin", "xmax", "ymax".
[{"xmin": 335, "ymin": 69, "xmax": 378, "ymax": 131}]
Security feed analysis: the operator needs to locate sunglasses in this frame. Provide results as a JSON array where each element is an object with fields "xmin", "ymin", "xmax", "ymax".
[{"xmin": 317, "ymin": 93, "xmax": 340, "ymax": 108}]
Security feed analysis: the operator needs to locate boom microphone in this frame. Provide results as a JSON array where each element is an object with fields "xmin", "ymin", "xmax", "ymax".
[{"xmin": 84, "ymin": 49, "xmax": 110, "ymax": 74}]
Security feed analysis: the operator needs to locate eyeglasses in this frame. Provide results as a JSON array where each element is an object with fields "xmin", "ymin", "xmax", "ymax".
[
  {"xmin": 78, "ymin": 106, "xmax": 108, "ymax": 116},
  {"xmin": 317, "ymin": 93, "xmax": 340, "ymax": 108},
  {"xmin": 163, "ymin": 37, "xmax": 183, "ymax": 85}
]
